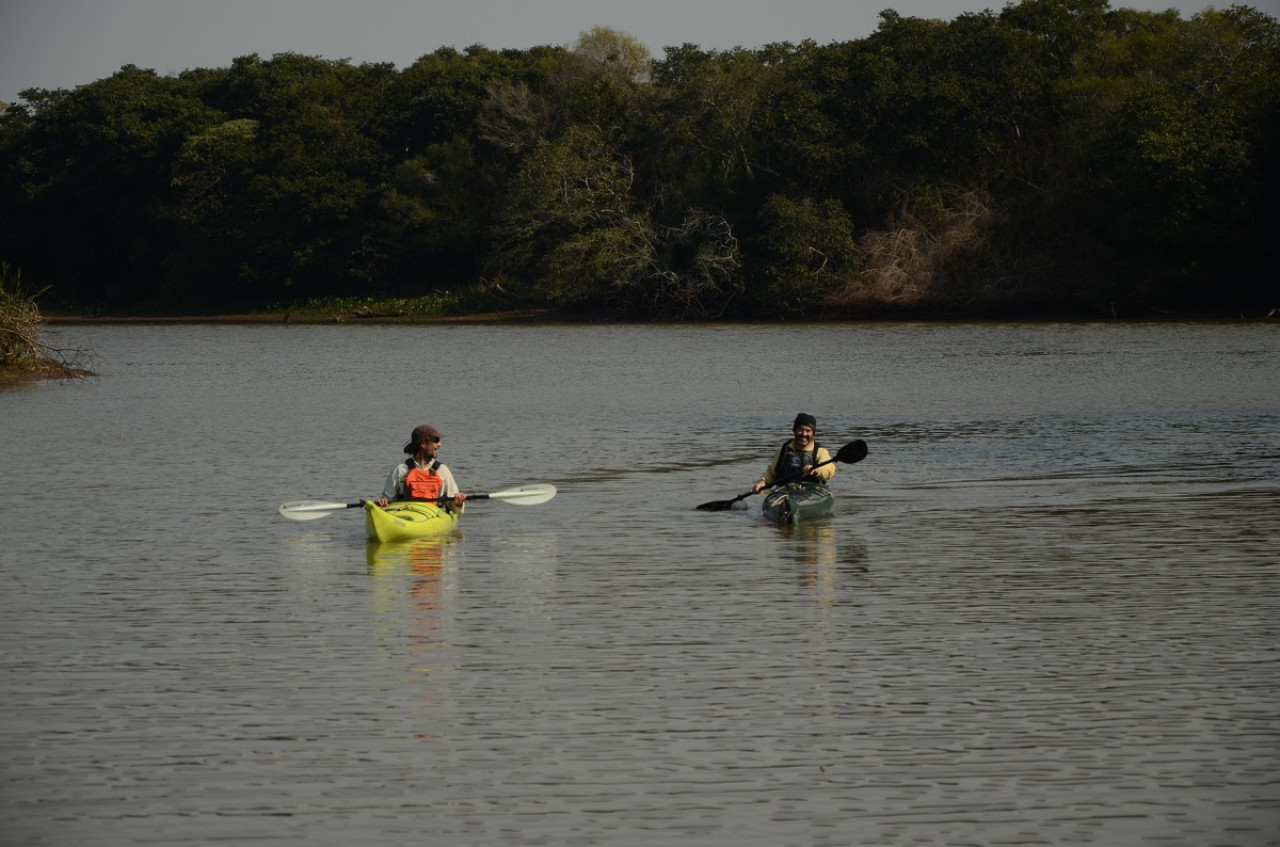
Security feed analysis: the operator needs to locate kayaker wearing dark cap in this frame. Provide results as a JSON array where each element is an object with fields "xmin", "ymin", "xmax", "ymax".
[
  {"xmin": 751, "ymin": 413, "xmax": 835, "ymax": 494},
  {"xmin": 376, "ymin": 424, "xmax": 467, "ymax": 509}
]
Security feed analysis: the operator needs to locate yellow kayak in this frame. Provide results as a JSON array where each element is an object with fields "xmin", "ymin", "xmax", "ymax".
[{"xmin": 364, "ymin": 500, "xmax": 460, "ymax": 542}]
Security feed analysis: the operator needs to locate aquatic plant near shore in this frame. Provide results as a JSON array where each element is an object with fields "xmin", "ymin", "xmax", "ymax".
[{"xmin": 0, "ymin": 263, "xmax": 93, "ymax": 382}]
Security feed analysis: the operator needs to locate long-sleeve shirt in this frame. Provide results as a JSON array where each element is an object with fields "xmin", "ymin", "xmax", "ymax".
[
  {"xmin": 381, "ymin": 458, "xmax": 460, "ymax": 502},
  {"xmin": 758, "ymin": 440, "xmax": 835, "ymax": 486}
]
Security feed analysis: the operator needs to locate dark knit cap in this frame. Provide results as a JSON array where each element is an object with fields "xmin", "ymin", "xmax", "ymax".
[{"xmin": 793, "ymin": 413, "xmax": 817, "ymax": 430}]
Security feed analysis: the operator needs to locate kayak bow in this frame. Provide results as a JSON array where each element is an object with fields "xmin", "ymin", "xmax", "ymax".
[
  {"xmin": 364, "ymin": 500, "xmax": 461, "ymax": 542},
  {"xmin": 760, "ymin": 482, "xmax": 834, "ymax": 524}
]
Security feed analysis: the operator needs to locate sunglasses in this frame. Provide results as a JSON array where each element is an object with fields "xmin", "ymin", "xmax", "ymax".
[{"xmin": 424, "ymin": 436, "xmax": 441, "ymax": 444}]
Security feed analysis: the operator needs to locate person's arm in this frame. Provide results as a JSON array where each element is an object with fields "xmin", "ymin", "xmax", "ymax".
[
  {"xmin": 809, "ymin": 445, "xmax": 836, "ymax": 482},
  {"xmin": 377, "ymin": 464, "xmax": 403, "ymax": 506},
  {"xmin": 752, "ymin": 444, "xmax": 785, "ymax": 493},
  {"xmin": 438, "ymin": 465, "xmax": 466, "ymax": 509}
]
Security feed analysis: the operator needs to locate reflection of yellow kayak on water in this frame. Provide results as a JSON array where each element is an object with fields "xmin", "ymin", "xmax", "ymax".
[
  {"xmin": 364, "ymin": 500, "xmax": 461, "ymax": 542},
  {"xmin": 366, "ymin": 536, "xmax": 451, "ymax": 575},
  {"xmin": 366, "ymin": 536, "xmax": 458, "ymax": 652}
]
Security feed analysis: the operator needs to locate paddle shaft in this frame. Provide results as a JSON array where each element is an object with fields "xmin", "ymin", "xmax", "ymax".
[
  {"xmin": 279, "ymin": 483, "xmax": 557, "ymax": 520},
  {"xmin": 769, "ymin": 452, "xmax": 840, "ymax": 488},
  {"xmin": 696, "ymin": 439, "xmax": 867, "ymax": 512},
  {"xmin": 744, "ymin": 452, "xmax": 840, "ymax": 499},
  {"xmin": 706, "ymin": 453, "xmax": 839, "ymax": 510}
]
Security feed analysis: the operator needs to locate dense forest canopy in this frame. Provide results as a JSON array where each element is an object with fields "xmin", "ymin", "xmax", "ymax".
[{"xmin": 1, "ymin": 1, "xmax": 1277, "ymax": 319}]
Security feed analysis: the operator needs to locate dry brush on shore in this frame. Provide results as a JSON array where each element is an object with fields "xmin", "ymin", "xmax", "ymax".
[{"xmin": 0, "ymin": 263, "xmax": 93, "ymax": 384}]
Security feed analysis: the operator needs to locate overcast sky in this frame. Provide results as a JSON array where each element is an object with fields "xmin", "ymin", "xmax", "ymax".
[{"xmin": 3, "ymin": 0, "xmax": 1269, "ymax": 106}]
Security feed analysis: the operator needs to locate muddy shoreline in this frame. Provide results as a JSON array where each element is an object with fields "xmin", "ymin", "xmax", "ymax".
[
  {"xmin": 44, "ymin": 306, "xmax": 1277, "ymax": 325},
  {"xmin": 44, "ymin": 309, "xmax": 566, "ymax": 325}
]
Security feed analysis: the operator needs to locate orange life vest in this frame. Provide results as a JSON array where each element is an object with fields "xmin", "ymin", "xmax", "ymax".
[{"xmin": 403, "ymin": 459, "xmax": 444, "ymax": 501}]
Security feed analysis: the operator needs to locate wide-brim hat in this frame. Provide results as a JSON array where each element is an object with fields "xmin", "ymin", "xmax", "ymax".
[{"xmin": 403, "ymin": 424, "xmax": 442, "ymax": 453}]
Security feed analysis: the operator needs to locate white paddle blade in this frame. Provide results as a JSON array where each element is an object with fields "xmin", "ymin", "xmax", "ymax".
[
  {"xmin": 486, "ymin": 484, "xmax": 557, "ymax": 505},
  {"xmin": 278, "ymin": 500, "xmax": 357, "ymax": 521}
]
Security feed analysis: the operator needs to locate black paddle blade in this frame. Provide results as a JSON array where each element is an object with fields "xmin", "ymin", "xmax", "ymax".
[
  {"xmin": 837, "ymin": 439, "xmax": 868, "ymax": 464},
  {"xmin": 696, "ymin": 494, "xmax": 748, "ymax": 512}
]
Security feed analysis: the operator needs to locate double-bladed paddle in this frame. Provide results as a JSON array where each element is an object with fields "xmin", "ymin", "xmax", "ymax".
[
  {"xmin": 695, "ymin": 439, "xmax": 868, "ymax": 512},
  {"xmin": 278, "ymin": 483, "xmax": 558, "ymax": 521}
]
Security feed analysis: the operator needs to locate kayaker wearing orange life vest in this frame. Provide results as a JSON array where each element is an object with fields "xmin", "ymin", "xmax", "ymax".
[
  {"xmin": 376, "ymin": 424, "xmax": 467, "ymax": 509},
  {"xmin": 751, "ymin": 413, "xmax": 835, "ymax": 494}
]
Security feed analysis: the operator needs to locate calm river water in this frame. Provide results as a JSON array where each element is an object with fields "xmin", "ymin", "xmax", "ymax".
[{"xmin": 2, "ymin": 321, "xmax": 1277, "ymax": 846}]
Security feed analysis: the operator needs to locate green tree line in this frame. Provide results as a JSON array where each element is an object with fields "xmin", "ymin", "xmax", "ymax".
[{"xmin": 2, "ymin": 0, "xmax": 1277, "ymax": 319}]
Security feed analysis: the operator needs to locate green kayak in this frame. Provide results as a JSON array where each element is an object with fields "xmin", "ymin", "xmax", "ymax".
[{"xmin": 761, "ymin": 482, "xmax": 834, "ymax": 524}]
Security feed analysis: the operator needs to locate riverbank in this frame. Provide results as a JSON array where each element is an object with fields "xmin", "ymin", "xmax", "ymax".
[
  {"xmin": 44, "ymin": 308, "xmax": 564, "ymax": 325},
  {"xmin": 44, "ymin": 304, "xmax": 1280, "ymax": 325}
]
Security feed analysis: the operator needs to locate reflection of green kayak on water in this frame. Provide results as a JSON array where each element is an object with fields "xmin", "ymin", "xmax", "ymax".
[{"xmin": 761, "ymin": 482, "xmax": 834, "ymax": 524}]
